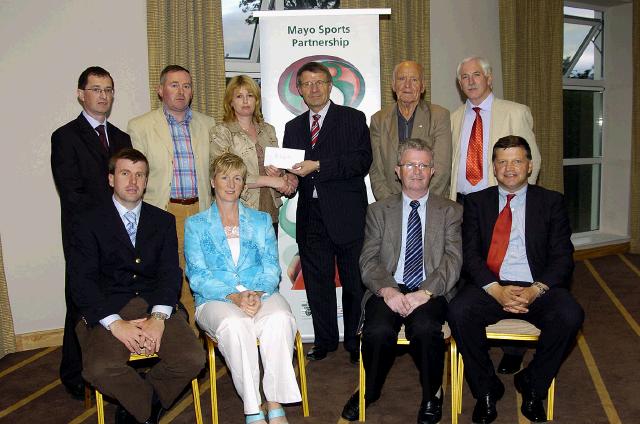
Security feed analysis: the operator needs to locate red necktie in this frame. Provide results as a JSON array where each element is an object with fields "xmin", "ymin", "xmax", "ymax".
[
  {"xmin": 95, "ymin": 124, "xmax": 109, "ymax": 153},
  {"xmin": 466, "ymin": 107, "xmax": 483, "ymax": 185},
  {"xmin": 310, "ymin": 114, "xmax": 320, "ymax": 147},
  {"xmin": 486, "ymin": 193, "xmax": 515, "ymax": 277}
]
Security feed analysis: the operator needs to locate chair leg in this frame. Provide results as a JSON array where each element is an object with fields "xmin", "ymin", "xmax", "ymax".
[
  {"xmin": 84, "ymin": 385, "xmax": 92, "ymax": 409},
  {"xmin": 295, "ymin": 331, "xmax": 310, "ymax": 417},
  {"xmin": 547, "ymin": 378, "xmax": 555, "ymax": 421},
  {"xmin": 358, "ymin": 342, "xmax": 365, "ymax": 422},
  {"xmin": 95, "ymin": 389, "xmax": 105, "ymax": 424},
  {"xmin": 457, "ymin": 353, "xmax": 464, "ymax": 415},
  {"xmin": 207, "ymin": 338, "xmax": 218, "ymax": 424},
  {"xmin": 450, "ymin": 339, "xmax": 458, "ymax": 424},
  {"xmin": 192, "ymin": 378, "xmax": 203, "ymax": 424}
]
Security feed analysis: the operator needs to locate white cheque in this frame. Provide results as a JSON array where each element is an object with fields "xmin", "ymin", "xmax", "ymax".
[{"xmin": 264, "ymin": 146, "xmax": 306, "ymax": 170}]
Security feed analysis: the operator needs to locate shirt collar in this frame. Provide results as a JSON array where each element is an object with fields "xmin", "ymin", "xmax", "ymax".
[
  {"xmin": 498, "ymin": 183, "xmax": 528, "ymax": 199},
  {"xmin": 112, "ymin": 195, "xmax": 142, "ymax": 220},
  {"xmin": 82, "ymin": 110, "xmax": 107, "ymax": 128},
  {"xmin": 163, "ymin": 105, "xmax": 192, "ymax": 125},
  {"xmin": 465, "ymin": 92, "xmax": 494, "ymax": 113},
  {"xmin": 309, "ymin": 101, "xmax": 331, "ymax": 121},
  {"xmin": 402, "ymin": 190, "xmax": 430, "ymax": 209}
]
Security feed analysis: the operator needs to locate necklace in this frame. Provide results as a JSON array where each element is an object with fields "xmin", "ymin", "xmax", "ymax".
[{"xmin": 223, "ymin": 225, "xmax": 239, "ymax": 238}]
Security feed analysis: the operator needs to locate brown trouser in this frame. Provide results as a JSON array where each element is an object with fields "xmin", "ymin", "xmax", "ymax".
[
  {"xmin": 167, "ymin": 201, "xmax": 200, "ymax": 328},
  {"xmin": 76, "ymin": 297, "xmax": 205, "ymax": 422}
]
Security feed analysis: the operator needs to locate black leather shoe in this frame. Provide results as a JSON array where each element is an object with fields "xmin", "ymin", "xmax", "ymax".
[
  {"xmin": 497, "ymin": 353, "xmax": 524, "ymax": 374},
  {"xmin": 306, "ymin": 346, "xmax": 328, "ymax": 361},
  {"xmin": 472, "ymin": 380, "xmax": 504, "ymax": 424},
  {"xmin": 349, "ymin": 350, "xmax": 360, "ymax": 364},
  {"xmin": 63, "ymin": 382, "xmax": 86, "ymax": 401},
  {"xmin": 417, "ymin": 393, "xmax": 443, "ymax": 424},
  {"xmin": 341, "ymin": 391, "xmax": 375, "ymax": 421},
  {"xmin": 514, "ymin": 370, "xmax": 547, "ymax": 422}
]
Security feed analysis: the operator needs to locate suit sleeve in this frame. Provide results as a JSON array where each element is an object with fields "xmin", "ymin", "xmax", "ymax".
[
  {"xmin": 184, "ymin": 217, "xmax": 237, "ymax": 302},
  {"xmin": 147, "ymin": 215, "xmax": 182, "ymax": 307},
  {"xmin": 368, "ymin": 113, "xmax": 393, "ymax": 201},
  {"xmin": 462, "ymin": 195, "xmax": 499, "ymax": 288},
  {"xmin": 68, "ymin": 215, "xmax": 111, "ymax": 325},
  {"xmin": 359, "ymin": 205, "xmax": 399, "ymax": 293},
  {"xmin": 422, "ymin": 203, "xmax": 462, "ymax": 296},
  {"xmin": 518, "ymin": 106, "xmax": 541, "ymax": 184},
  {"xmin": 51, "ymin": 130, "xmax": 85, "ymax": 213},
  {"xmin": 316, "ymin": 110, "xmax": 372, "ymax": 182},
  {"xmin": 249, "ymin": 214, "xmax": 281, "ymax": 294},
  {"xmin": 536, "ymin": 192, "xmax": 574, "ymax": 288},
  {"xmin": 428, "ymin": 108, "xmax": 453, "ymax": 198}
]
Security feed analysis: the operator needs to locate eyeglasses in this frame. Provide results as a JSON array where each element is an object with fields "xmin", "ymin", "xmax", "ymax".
[
  {"xmin": 83, "ymin": 87, "xmax": 114, "ymax": 96},
  {"xmin": 398, "ymin": 162, "xmax": 433, "ymax": 171},
  {"xmin": 298, "ymin": 80, "xmax": 330, "ymax": 89}
]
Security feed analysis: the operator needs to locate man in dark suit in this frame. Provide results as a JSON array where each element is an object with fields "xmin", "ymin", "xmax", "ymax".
[
  {"xmin": 284, "ymin": 61, "xmax": 372, "ymax": 363},
  {"xmin": 341, "ymin": 139, "xmax": 462, "ymax": 423},
  {"xmin": 447, "ymin": 136, "xmax": 584, "ymax": 423},
  {"xmin": 68, "ymin": 149, "xmax": 204, "ymax": 424},
  {"xmin": 51, "ymin": 66, "xmax": 132, "ymax": 399}
]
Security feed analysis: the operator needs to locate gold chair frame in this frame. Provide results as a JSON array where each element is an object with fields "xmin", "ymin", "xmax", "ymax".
[
  {"xmin": 357, "ymin": 323, "xmax": 458, "ymax": 423},
  {"xmin": 453, "ymin": 319, "xmax": 556, "ymax": 422},
  {"xmin": 94, "ymin": 353, "xmax": 203, "ymax": 424},
  {"xmin": 206, "ymin": 330, "xmax": 309, "ymax": 424}
]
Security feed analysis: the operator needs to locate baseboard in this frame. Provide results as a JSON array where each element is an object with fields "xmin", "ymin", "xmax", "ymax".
[
  {"xmin": 15, "ymin": 328, "xmax": 63, "ymax": 351},
  {"xmin": 574, "ymin": 242, "xmax": 630, "ymax": 261}
]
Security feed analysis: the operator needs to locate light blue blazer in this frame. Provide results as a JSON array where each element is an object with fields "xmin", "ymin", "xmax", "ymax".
[{"xmin": 184, "ymin": 203, "xmax": 280, "ymax": 307}]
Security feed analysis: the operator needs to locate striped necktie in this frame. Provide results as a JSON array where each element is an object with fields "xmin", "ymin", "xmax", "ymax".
[
  {"xmin": 124, "ymin": 211, "xmax": 137, "ymax": 246},
  {"xmin": 403, "ymin": 200, "xmax": 423, "ymax": 291},
  {"xmin": 310, "ymin": 114, "xmax": 320, "ymax": 147}
]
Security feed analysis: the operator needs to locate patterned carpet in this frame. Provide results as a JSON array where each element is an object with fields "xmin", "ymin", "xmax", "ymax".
[{"xmin": 1, "ymin": 253, "xmax": 639, "ymax": 423}]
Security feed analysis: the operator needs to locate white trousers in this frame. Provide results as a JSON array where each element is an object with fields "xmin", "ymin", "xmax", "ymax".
[{"xmin": 196, "ymin": 293, "xmax": 302, "ymax": 414}]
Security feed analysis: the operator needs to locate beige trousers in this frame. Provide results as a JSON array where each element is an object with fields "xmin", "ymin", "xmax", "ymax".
[{"xmin": 196, "ymin": 293, "xmax": 302, "ymax": 414}]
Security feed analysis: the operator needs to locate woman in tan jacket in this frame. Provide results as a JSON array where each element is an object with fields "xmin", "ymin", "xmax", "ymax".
[{"xmin": 210, "ymin": 75, "xmax": 296, "ymax": 232}]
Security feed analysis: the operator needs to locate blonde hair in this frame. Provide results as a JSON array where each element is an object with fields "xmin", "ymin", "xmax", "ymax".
[
  {"xmin": 223, "ymin": 75, "xmax": 264, "ymax": 123},
  {"xmin": 210, "ymin": 152, "xmax": 247, "ymax": 182}
]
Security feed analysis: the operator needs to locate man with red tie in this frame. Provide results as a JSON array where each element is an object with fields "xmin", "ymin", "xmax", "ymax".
[
  {"xmin": 450, "ymin": 55, "xmax": 543, "ymax": 376},
  {"xmin": 447, "ymin": 136, "xmax": 583, "ymax": 423}
]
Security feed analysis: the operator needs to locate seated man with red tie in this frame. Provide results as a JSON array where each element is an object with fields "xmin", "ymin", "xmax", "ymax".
[{"xmin": 447, "ymin": 136, "xmax": 584, "ymax": 424}]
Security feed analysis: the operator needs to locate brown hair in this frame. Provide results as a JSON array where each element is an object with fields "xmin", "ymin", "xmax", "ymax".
[
  {"xmin": 222, "ymin": 75, "xmax": 264, "ymax": 123},
  {"xmin": 108, "ymin": 148, "xmax": 149, "ymax": 177}
]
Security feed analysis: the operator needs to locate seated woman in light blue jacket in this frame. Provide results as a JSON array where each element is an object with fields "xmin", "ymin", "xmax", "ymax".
[{"xmin": 185, "ymin": 153, "xmax": 301, "ymax": 424}]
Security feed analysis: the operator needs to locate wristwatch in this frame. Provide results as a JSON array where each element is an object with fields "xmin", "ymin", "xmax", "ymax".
[
  {"xmin": 532, "ymin": 282, "xmax": 548, "ymax": 298},
  {"xmin": 150, "ymin": 311, "xmax": 168, "ymax": 321}
]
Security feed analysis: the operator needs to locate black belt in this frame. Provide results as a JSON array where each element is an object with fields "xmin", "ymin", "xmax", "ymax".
[{"xmin": 169, "ymin": 197, "xmax": 199, "ymax": 205}]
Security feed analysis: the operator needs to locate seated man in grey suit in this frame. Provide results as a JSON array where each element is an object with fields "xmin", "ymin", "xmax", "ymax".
[
  {"xmin": 68, "ymin": 149, "xmax": 205, "ymax": 424},
  {"xmin": 341, "ymin": 139, "xmax": 463, "ymax": 424}
]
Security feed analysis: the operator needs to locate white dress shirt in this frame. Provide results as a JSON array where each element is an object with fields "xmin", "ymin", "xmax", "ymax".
[{"xmin": 394, "ymin": 191, "xmax": 429, "ymax": 286}]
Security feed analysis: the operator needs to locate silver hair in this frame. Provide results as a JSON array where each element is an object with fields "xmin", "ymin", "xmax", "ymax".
[
  {"xmin": 456, "ymin": 56, "xmax": 492, "ymax": 80},
  {"xmin": 397, "ymin": 138, "xmax": 434, "ymax": 164}
]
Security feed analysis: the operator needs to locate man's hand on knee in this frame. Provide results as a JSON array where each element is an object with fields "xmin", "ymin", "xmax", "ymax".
[{"xmin": 110, "ymin": 319, "xmax": 147, "ymax": 354}]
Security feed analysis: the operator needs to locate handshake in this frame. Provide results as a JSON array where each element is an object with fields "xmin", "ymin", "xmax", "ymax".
[{"xmin": 265, "ymin": 165, "xmax": 299, "ymax": 196}]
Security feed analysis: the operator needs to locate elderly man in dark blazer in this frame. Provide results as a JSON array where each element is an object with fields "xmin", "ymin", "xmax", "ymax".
[
  {"xmin": 68, "ymin": 149, "xmax": 204, "ymax": 424},
  {"xmin": 447, "ymin": 136, "xmax": 584, "ymax": 424},
  {"xmin": 369, "ymin": 60, "xmax": 452, "ymax": 200},
  {"xmin": 341, "ymin": 138, "xmax": 462, "ymax": 424},
  {"xmin": 51, "ymin": 66, "xmax": 131, "ymax": 399},
  {"xmin": 284, "ymin": 61, "xmax": 372, "ymax": 363}
]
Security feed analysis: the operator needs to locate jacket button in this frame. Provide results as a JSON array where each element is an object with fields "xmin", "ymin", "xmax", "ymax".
[
  {"xmin": 135, "ymin": 291, "xmax": 140, "ymax": 296},
  {"xmin": 135, "ymin": 258, "xmax": 141, "ymax": 264},
  {"xmin": 132, "ymin": 274, "xmax": 137, "ymax": 279}
]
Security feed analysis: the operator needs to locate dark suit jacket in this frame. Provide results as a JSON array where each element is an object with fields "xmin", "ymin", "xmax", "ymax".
[
  {"xmin": 68, "ymin": 201, "xmax": 182, "ymax": 326},
  {"xmin": 51, "ymin": 113, "xmax": 132, "ymax": 254},
  {"xmin": 283, "ymin": 102, "xmax": 372, "ymax": 245},
  {"xmin": 462, "ymin": 185, "xmax": 574, "ymax": 290}
]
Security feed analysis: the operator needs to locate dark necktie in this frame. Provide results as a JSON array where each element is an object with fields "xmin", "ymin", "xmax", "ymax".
[
  {"xmin": 403, "ymin": 200, "xmax": 423, "ymax": 291},
  {"xmin": 310, "ymin": 114, "xmax": 320, "ymax": 147},
  {"xmin": 486, "ymin": 193, "xmax": 516, "ymax": 276},
  {"xmin": 95, "ymin": 124, "xmax": 109, "ymax": 152},
  {"xmin": 466, "ymin": 107, "xmax": 483, "ymax": 185}
]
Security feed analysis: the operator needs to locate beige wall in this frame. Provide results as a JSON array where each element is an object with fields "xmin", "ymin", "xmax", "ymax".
[
  {"xmin": 0, "ymin": 0, "xmax": 149, "ymax": 335},
  {"xmin": 430, "ymin": 0, "xmax": 503, "ymax": 111}
]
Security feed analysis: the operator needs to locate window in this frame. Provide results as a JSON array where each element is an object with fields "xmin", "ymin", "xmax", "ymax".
[
  {"xmin": 222, "ymin": 0, "xmax": 340, "ymax": 77},
  {"xmin": 563, "ymin": 6, "xmax": 604, "ymax": 233}
]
